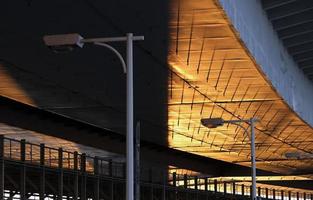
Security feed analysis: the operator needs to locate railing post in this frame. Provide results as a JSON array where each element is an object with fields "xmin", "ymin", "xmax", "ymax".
[
  {"xmin": 81, "ymin": 153, "xmax": 87, "ymax": 200},
  {"xmin": 39, "ymin": 143, "xmax": 45, "ymax": 200},
  {"xmin": 195, "ymin": 176, "xmax": 198, "ymax": 190},
  {"xmin": 162, "ymin": 170, "xmax": 166, "ymax": 200},
  {"xmin": 224, "ymin": 182, "xmax": 227, "ymax": 195},
  {"xmin": 58, "ymin": 148, "xmax": 63, "ymax": 200},
  {"xmin": 109, "ymin": 159, "xmax": 113, "ymax": 200},
  {"xmin": 94, "ymin": 157, "xmax": 100, "ymax": 200},
  {"xmin": 20, "ymin": 139, "xmax": 26, "ymax": 200},
  {"xmin": 214, "ymin": 179, "xmax": 218, "ymax": 194},
  {"xmin": 109, "ymin": 159, "xmax": 113, "ymax": 177},
  {"xmin": 241, "ymin": 184, "xmax": 245, "ymax": 196},
  {"xmin": 304, "ymin": 193, "xmax": 307, "ymax": 200},
  {"xmin": 273, "ymin": 189, "xmax": 276, "ymax": 200},
  {"xmin": 149, "ymin": 168, "xmax": 153, "ymax": 200},
  {"xmin": 173, "ymin": 172, "xmax": 176, "ymax": 187},
  {"xmin": 266, "ymin": 188, "xmax": 269, "ymax": 199},
  {"xmin": 204, "ymin": 178, "xmax": 208, "ymax": 192},
  {"xmin": 297, "ymin": 192, "xmax": 299, "ymax": 200},
  {"xmin": 289, "ymin": 191, "xmax": 291, "ymax": 200},
  {"xmin": 282, "ymin": 191, "xmax": 284, "ymax": 200},
  {"xmin": 173, "ymin": 172, "xmax": 177, "ymax": 200},
  {"xmin": 233, "ymin": 182, "xmax": 236, "ymax": 196},
  {"xmin": 258, "ymin": 187, "xmax": 261, "ymax": 197},
  {"xmin": 184, "ymin": 174, "xmax": 187, "ymax": 189},
  {"xmin": 0, "ymin": 136, "xmax": 4, "ymax": 200},
  {"xmin": 74, "ymin": 151, "xmax": 79, "ymax": 200}
]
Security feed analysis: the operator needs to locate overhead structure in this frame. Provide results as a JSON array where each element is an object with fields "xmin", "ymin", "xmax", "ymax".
[
  {"xmin": 261, "ymin": 0, "xmax": 313, "ymax": 81},
  {"xmin": 167, "ymin": 0, "xmax": 313, "ymax": 175}
]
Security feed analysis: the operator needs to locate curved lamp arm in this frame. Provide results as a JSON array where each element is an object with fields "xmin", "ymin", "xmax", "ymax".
[
  {"xmin": 94, "ymin": 42, "xmax": 127, "ymax": 74},
  {"xmin": 229, "ymin": 122, "xmax": 251, "ymax": 142}
]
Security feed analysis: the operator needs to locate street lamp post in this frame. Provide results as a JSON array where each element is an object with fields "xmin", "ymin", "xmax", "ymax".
[
  {"xmin": 43, "ymin": 33, "xmax": 144, "ymax": 200},
  {"xmin": 201, "ymin": 117, "xmax": 258, "ymax": 200}
]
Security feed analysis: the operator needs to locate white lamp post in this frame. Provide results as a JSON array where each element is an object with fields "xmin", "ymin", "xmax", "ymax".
[
  {"xmin": 43, "ymin": 33, "xmax": 144, "ymax": 200},
  {"xmin": 201, "ymin": 117, "xmax": 258, "ymax": 200}
]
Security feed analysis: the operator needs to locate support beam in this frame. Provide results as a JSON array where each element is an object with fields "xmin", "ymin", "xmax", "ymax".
[{"xmin": 0, "ymin": 96, "xmax": 276, "ymax": 178}]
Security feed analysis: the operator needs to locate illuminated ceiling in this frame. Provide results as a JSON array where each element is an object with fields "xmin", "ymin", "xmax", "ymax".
[{"xmin": 167, "ymin": 0, "xmax": 313, "ymax": 175}]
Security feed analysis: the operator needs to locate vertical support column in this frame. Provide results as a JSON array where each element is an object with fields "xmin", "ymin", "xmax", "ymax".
[
  {"xmin": 58, "ymin": 148, "xmax": 63, "ymax": 200},
  {"xmin": 273, "ymin": 189, "xmax": 276, "ymax": 200},
  {"xmin": 282, "ymin": 191, "xmax": 284, "ymax": 200},
  {"xmin": 204, "ymin": 178, "xmax": 208, "ymax": 192},
  {"xmin": 81, "ymin": 153, "xmax": 86, "ymax": 200},
  {"xmin": 109, "ymin": 159, "xmax": 114, "ymax": 200},
  {"xmin": 205, "ymin": 178, "xmax": 208, "ymax": 200},
  {"xmin": 20, "ymin": 139, "xmax": 26, "ymax": 200},
  {"xmin": 74, "ymin": 152, "xmax": 79, "ymax": 200},
  {"xmin": 172, "ymin": 172, "xmax": 176, "ymax": 187},
  {"xmin": 0, "ymin": 136, "xmax": 4, "ymax": 200},
  {"xmin": 233, "ymin": 182, "xmax": 236, "ymax": 196},
  {"xmin": 183, "ymin": 174, "xmax": 187, "ymax": 189},
  {"xmin": 194, "ymin": 176, "xmax": 198, "ymax": 190},
  {"xmin": 241, "ymin": 184, "xmax": 245, "ymax": 196},
  {"xmin": 224, "ymin": 182, "xmax": 227, "ymax": 195},
  {"xmin": 310, "ymin": 193, "xmax": 313, "ymax": 200},
  {"xmin": 214, "ymin": 180, "xmax": 218, "ymax": 194},
  {"xmin": 258, "ymin": 187, "xmax": 261, "ymax": 197},
  {"xmin": 297, "ymin": 192, "xmax": 299, "ymax": 200},
  {"xmin": 304, "ymin": 193, "xmax": 307, "ymax": 200},
  {"xmin": 126, "ymin": 32, "xmax": 134, "ymax": 200},
  {"xmin": 266, "ymin": 188, "xmax": 268, "ymax": 199},
  {"xmin": 172, "ymin": 172, "xmax": 177, "ymax": 200},
  {"xmin": 195, "ymin": 176, "xmax": 198, "ymax": 200},
  {"xmin": 288, "ymin": 191, "xmax": 291, "ymax": 200},
  {"xmin": 149, "ymin": 169, "xmax": 153, "ymax": 200},
  {"xmin": 94, "ymin": 157, "xmax": 100, "ymax": 200},
  {"xmin": 162, "ymin": 170, "xmax": 166, "ymax": 200},
  {"xmin": 40, "ymin": 144, "xmax": 45, "ymax": 200}
]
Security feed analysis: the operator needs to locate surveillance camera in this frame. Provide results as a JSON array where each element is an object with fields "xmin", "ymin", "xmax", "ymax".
[
  {"xmin": 200, "ymin": 118, "xmax": 224, "ymax": 128},
  {"xmin": 43, "ymin": 33, "xmax": 84, "ymax": 53}
]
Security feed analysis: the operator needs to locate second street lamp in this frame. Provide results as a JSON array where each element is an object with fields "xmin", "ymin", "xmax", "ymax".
[{"xmin": 201, "ymin": 117, "xmax": 258, "ymax": 200}]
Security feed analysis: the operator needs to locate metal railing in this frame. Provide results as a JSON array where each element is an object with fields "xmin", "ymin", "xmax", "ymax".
[{"xmin": 0, "ymin": 135, "xmax": 312, "ymax": 200}]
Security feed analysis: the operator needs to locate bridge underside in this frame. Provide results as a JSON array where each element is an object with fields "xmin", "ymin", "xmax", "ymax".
[{"xmin": 0, "ymin": 0, "xmax": 312, "ymax": 194}]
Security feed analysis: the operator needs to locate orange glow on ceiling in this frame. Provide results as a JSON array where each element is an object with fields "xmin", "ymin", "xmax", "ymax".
[{"xmin": 167, "ymin": 0, "xmax": 313, "ymax": 175}]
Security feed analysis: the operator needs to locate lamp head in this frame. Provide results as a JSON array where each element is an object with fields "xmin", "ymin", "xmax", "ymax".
[
  {"xmin": 285, "ymin": 152, "xmax": 301, "ymax": 159},
  {"xmin": 201, "ymin": 118, "xmax": 224, "ymax": 128},
  {"xmin": 43, "ymin": 33, "xmax": 84, "ymax": 53}
]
